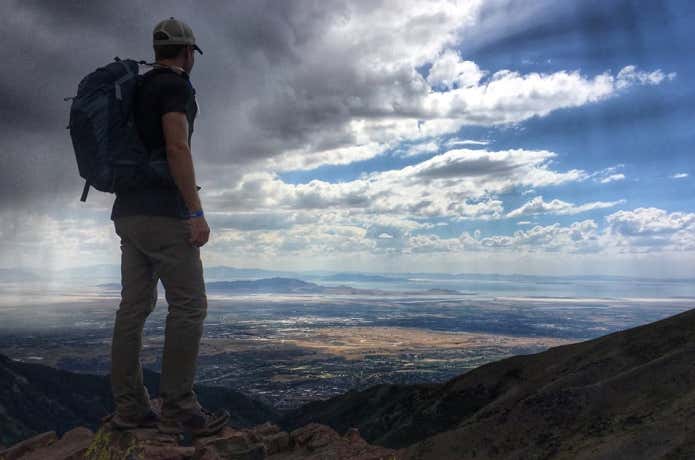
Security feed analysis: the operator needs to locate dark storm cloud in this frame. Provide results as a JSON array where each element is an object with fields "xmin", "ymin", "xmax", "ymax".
[
  {"xmin": 0, "ymin": 0, "xmax": 347, "ymax": 210},
  {"xmin": 1, "ymin": 0, "xmax": 450, "ymax": 211},
  {"xmin": 1, "ymin": 1, "xmax": 171, "ymax": 209}
]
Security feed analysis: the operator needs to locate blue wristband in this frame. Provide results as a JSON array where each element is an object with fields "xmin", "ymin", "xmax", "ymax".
[{"xmin": 188, "ymin": 209, "xmax": 204, "ymax": 218}]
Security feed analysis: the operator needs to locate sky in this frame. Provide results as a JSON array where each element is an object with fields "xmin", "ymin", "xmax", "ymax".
[{"xmin": 1, "ymin": 0, "xmax": 694, "ymax": 277}]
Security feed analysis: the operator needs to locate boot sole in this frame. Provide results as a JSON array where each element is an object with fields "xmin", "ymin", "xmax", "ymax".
[
  {"xmin": 106, "ymin": 411, "xmax": 160, "ymax": 431},
  {"xmin": 157, "ymin": 415, "xmax": 229, "ymax": 437},
  {"xmin": 110, "ymin": 418, "xmax": 160, "ymax": 430}
]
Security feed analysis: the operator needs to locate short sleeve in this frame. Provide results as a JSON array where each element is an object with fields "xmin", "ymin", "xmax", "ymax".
[{"xmin": 157, "ymin": 74, "xmax": 193, "ymax": 116}]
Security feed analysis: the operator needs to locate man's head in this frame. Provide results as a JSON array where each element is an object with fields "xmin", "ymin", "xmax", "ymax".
[{"xmin": 152, "ymin": 17, "xmax": 202, "ymax": 74}]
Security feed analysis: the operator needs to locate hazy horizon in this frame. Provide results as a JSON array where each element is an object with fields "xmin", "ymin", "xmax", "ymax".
[{"xmin": 5, "ymin": 262, "xmax": 695, "ymax": 281}]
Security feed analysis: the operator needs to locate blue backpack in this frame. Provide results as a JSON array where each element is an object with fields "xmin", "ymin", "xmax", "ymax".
[{"xmin": 67, "ymin": 57, "xmax": 174, "ymax": 202}]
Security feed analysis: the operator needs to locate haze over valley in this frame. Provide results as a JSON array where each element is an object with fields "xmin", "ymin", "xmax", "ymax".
[{"xmin": 1, "ymin": 266, "xmax": 692, "ymax": 411}]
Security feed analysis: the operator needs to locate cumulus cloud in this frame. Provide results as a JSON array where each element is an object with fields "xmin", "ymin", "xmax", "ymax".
[
  {"xmin": 671, "ymin": 173, "xmax": 689, "ymax": 179},
  {"xmin": 209, "ymin": 218, "xmax": 601, "ymax": 258},
  {"xmin": 207, "ymin": 207, "xmax": 695, "ymax": 260},
  {"xmin": 507, "ymin": 196, "xmax": 625, "ymax": 218},
  {"xmin": 419, "ymin": 64, "xmax": 672, "ymax": 128},
  {"xmin": 426, "ymin": 49, "xmax": 487, "ymax": 89},
  {"xmin": 403, "ymin": 141, "xmax": 439, "ymax": 157},
  {"xmin": 208, "ymin": 148, "xmax": 586, "ymax": 221},
  {"xmin": 605, "ymin": 207, "xmax": 695, "ymax": 251},
  {"xmin": 207, "ymin": 211, "xmax": 312, "ymax": 231},
  {"xmin": 172, "ymin": 207, "xmax": 695, "ymax": 263},
  {"xmin": 477, "ymin": 220, "xmax": 600, "ymax": 253},
  {"xmin": 606, "ymin": 207, "xmax": 695, "ymax": 236}
]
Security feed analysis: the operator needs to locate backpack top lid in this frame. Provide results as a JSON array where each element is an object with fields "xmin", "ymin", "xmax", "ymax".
[{"xmin": 75, "ymin": 58, "xmax": 140, "ymax": 100}]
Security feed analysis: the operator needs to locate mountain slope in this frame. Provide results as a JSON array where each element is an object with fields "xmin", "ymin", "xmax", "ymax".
[
  {"xmin": 0, "ymin": 354, "xmax": 279, "ymax": 447},
  {"xmin": 280, "ymin": 308, "xmax": 695, "ymax": 459}
]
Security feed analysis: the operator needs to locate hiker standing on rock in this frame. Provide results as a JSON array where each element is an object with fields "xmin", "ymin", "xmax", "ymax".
[{"xmin": 108, "ymin": 17, "xmax": 229, "ymax": 436}]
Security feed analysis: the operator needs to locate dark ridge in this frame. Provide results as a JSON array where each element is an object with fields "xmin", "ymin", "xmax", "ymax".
[
  {"xmin": 279, "ymin": 307, "xmax": 695, "ymax": 457},
  {"xmin": 0, "ymin": 354, "xmax": 279, "ymax": 447}
]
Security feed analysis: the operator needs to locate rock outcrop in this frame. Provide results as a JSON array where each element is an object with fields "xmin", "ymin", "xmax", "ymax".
[
  {"xmin": 0, "ymin": 428, "xmax": 92, "ymax": 460},
  {"xmin": 0, "ymin": 420, "xmax": 397, "ymax": 460}
]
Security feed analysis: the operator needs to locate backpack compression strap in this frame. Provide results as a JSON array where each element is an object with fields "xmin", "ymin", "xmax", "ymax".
[{"xmin": 81, "ymin": 180, "xmax": 90, "ymax": 202}]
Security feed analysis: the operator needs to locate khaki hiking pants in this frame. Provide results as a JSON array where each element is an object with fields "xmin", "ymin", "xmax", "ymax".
[{"xmin": 111, "ymin": 215, "xmax": 207, "ymax": 420}]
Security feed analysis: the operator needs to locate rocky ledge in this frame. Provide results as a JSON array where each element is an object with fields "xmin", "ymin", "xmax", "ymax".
[{"xmin": 0, "ymin": 420, "xmax": 398, "ymax": 460}]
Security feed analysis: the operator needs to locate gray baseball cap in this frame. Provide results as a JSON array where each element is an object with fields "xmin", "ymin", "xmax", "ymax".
[{"xmin": 153, "ymin": 17, "xmax": 203, "ymax": 54}]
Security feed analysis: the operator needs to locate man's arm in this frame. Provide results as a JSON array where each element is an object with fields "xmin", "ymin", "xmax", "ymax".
[
  {"xmin": 162, "ymin": 111, "xmax": 209, "ymax": 247},
  {"xmin": 162, "ymin": 112, "xmax": 201, "ymax": 212}
]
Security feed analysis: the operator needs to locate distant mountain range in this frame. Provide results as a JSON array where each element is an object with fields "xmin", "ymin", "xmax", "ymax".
[
  {"xmin": 3, "ymin": 307, "xmax": 695, "ymax": 457},
  {"xmin": 206, "ymin": 277, "xmax": 337, "ymax": 294},
  {"xmin": 204, "ymin": 277, "xmax": 462, "ymax": 295},
  {"xmin": 320, "ymin": 273, "xmax": 407, "ymax": 283},
  {"xmin": 97, "ymin": 277, "xmax": 462, "ymax": 296},
  {"xmin": 4, "ymin": 263, "xmax": 695, "ymax": 285},
  {"xmin": 0, "ymin": 268, "xmax": 40, "ymax": 282}
]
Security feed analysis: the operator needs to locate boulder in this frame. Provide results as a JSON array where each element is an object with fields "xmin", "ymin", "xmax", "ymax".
[
  {"xmin": 9, "ymin": 428, "xmax": 94, "ymax": 460},
  {"xmin": 0, "ymin": 431, "xmax": 57, "ymax": 460}
]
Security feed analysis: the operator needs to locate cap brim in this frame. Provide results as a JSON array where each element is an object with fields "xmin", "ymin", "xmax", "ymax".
[{"xmin": 193, "ymin": 44, "xmax": 203, "ymax": 55}]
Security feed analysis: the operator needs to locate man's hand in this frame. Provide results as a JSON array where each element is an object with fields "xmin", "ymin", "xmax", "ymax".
[{"xmin": 188, "ymin": 215, "xmax": 210, "ymax": 247}]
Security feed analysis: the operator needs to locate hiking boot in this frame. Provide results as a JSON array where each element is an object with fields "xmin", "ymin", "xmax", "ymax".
[
  {"xmin": 104, "ymin": 408, "xmax": 160, "ymax": 430},
  {"xmin": 157, "ymin": 407, "xmax": 230, "ymax": 437}
]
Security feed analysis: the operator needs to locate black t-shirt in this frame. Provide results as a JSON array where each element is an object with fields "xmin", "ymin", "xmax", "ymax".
[{"xmin": 110, "ymin": 67, "xmax": 198, "ymax": 221}]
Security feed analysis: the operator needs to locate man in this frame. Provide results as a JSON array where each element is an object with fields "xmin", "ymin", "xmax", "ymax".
[{"xmin": 108, "ymin": 17, "xmax": 229, "ymax": 436}]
